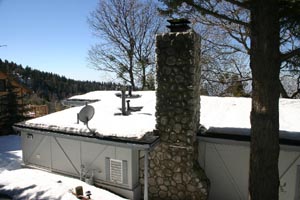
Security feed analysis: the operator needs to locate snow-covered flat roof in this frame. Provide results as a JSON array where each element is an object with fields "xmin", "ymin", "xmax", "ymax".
[
  {"xmin": 200, "ymin": 96, "xmax": 300, "ymax": 145},
  {"xmin": 16, "ymin": 91, "xmax": 156, "ymax": 141},
  {"xmin": 14, "ymin": 90, "xmax": 300, "ymax": 143},
  {"xmin": 201, "ymin": 96, "xmax": 300, "ymax": 133}
]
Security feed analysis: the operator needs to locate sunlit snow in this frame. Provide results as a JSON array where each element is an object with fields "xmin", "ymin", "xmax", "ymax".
[
  {"xmin": 22, "ymin": 91, "xmax": 300, "ymax": 139},
  {"xmin": 0, "ymin": 135, "xmax": 127, "ymax": 200},
  {"xmin": 24, "ymin": 91, "xmax": 156, "ymax": 139}
]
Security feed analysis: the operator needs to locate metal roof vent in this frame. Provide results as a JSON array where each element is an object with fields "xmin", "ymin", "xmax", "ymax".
[
  {"xmin": 115, "ymin": 86, "xmax": 141, "ymax": 99},
  {"xmin": 167, "ymin": 18, "xmax": 191, "ymax": 32},
  {"xmin": 115, "ymin": 88, "xmax": 143, "ymax": 116}
]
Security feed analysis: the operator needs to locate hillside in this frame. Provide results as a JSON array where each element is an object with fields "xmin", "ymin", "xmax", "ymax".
[{"xmin": 0, "ymin": 59, "xmax": 121, "ymax": 102}]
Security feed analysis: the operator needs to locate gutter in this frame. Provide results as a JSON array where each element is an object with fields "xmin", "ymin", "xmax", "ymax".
[
  {"xmin": 198, "ymin": 129, "xmax": 300, "ymax": 151},
  {"xmin": 13, "ymin": 125, "xmax": 159, "ymax": 151}
]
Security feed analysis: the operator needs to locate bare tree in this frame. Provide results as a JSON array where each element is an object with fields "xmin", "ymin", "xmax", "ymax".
[
  {"xmin": 188, "ymin": 1, "xmax": 300, "ymax": 98},
  {"xmin": 199, "ymin": 26, "xmax": 251, "ymax": 96},
  {"xmin": 88, "ymin": 0, "xmax": 162, "ymax": 89},
  {"xmin": 179, "ymin": 2, "xmax": 252, "ymax": 96}
]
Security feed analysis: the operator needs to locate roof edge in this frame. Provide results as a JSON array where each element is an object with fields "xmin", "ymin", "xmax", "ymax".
[
  {"xmin": 13, "ymin": 124, "xmax": 159, "ymax": 150},
  {"xmin": 198, "ymin": 127, "xmax": 300, "ymax": 147}
]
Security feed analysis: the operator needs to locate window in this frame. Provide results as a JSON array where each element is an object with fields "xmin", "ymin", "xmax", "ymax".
[
  {"xmin": 0, "ymin": 80, "xmax": 6, "ymax": 92},
  {"xmin": 105, "ymin": 158, "xmax": 128, "ymax": 185}
]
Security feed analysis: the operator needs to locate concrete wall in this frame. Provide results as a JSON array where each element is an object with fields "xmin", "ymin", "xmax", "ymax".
[
  {"xmin": 198, "ymin": 138, "xmax": 300, "ymax": 200},
  {"xmin": 21, "ymin": 131, "xmax": 140, "ymax": 200}
]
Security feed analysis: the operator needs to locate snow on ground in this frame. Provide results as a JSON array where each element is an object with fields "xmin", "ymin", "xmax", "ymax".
[
  {"xmin": 0, "ymin": 135, "xmax": 22, "ymax": 174},
  {"xmin": 0, "ymin": 135, "xmax": 127, "ymax": 200}
]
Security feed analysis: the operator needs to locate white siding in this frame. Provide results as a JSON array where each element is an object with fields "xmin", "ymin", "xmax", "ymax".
[
  {"xmin": 22, "ymin": 132, "xmax": 139, "ymax": 190},
  {"xmin": 22, "ymin": 133, "xmax": 51, "ymax": 169},
  {"xmin": 198, "ymin": 139, "xmax": 300, "ymax": 200}
]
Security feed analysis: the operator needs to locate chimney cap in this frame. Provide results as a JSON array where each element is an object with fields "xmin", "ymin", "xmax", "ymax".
[{"xmin": 167, "ymin": 18, "xmax": 191, "ymax": 32}]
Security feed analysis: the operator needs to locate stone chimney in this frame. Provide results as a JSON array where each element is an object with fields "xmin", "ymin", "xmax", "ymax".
[{"xmin": 147, "ymin": 20, "xmax": 209, "ymax": 199}]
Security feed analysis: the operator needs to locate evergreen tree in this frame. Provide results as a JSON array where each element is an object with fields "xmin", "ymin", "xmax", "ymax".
[
  {"xmin": 0, "ymin": 59, "xmax": 127, "ymax": 115},
  {"xmin": 224, "ymin": 74, "xmax": 248, "ymax": 97}
]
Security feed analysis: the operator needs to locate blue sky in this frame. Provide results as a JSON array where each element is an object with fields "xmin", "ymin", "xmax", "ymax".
[{"xmin": 0, "ymin": 0, "xmax": 113, "ymax": 82}]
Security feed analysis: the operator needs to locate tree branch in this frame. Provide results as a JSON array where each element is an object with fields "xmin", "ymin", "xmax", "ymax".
[
  {"xmin": 223, "ymin": 0, "xmax": 250, "ymax": 9},
  {"xmin": 279, "ymin": 80, "xmax": 289, "ymax": 98},
  {"xmin": 187, "ymin": 2, "xmax": 250, "ymax": 27},
  {"xmin": 280, "ymin": 48, "xmax": 300, "ymax": 62},
  {"xmin": 290, "ymin": 75, "xmax": 300, "ymax": 98}
]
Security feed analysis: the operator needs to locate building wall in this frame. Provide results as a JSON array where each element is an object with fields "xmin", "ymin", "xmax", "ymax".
[
  {"xmin": 21, "ymin": 132, "xmax": 141, "ymax": 200},
  {"xmin": 25, "ymin": 105, "xmax": 49, "ymax": 118},
  {"xmin": 198, "ymin": 138, "xmax": 300, "ymax": 200},
  {"xmin": 0, "ymin": 71, "xmax": 31, "ymax": 97},
  {"xmin": 0, "ymin": 71, "xmax": 31, "ymax": 134}
]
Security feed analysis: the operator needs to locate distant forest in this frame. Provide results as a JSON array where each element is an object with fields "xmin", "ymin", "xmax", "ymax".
[{"xmin": 0, "ymin": 59, "xmax": 122, "ymax": 102}]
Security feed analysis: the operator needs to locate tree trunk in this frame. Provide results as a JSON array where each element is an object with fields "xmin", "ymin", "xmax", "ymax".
[
  {"xmin": 129, "ymin": 59, "xmax": 135, "ymax": 89},
  {"xmin": 279, "ymin": 80, "xmax": 289, "ymax": 98},
  {"xmin": 142, "ymin": 64, "xmax": 146, "ymax": 90},
  {"xmin": 129, "ymin": 39, "xmax": 135, "ymax": 89},
  {"xmin": 249, "ymin": 1, "xmax": 280, "ymax": 200}
]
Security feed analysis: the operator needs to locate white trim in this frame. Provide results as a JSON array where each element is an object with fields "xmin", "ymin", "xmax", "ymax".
[{"xmin": 198, "ymin": 136, "xmax": 300, "ymax": 151}]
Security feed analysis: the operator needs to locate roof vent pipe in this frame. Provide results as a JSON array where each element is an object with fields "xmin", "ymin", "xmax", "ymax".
[
  {"xmin": 121, "ymin": 90, "xmax": 127, "ymax": 115},
  {"xmin": 126, "ymin": 100, "xmax": 130, "ymax": 112},
  {"xmin": 128, "ymin": 86, "xmax": 132, "ymax": 96}
]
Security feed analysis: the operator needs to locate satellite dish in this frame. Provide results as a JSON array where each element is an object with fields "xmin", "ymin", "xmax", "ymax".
[{"xmin": 78, "ymin": 105, "xmax": 95, "ymax": 124}]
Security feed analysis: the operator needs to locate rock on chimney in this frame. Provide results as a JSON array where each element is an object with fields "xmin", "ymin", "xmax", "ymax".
[{"xmin": 147, "ymin": 28, "xmax": 209, "ymax": 199}]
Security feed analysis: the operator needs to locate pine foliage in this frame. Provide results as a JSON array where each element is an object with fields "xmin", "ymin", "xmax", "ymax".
[{"xmin": 0, "ymin": 59, "xmax": 122, "ymax": 102}]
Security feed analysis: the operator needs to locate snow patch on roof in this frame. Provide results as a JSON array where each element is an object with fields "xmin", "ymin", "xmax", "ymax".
[
  {"xmin": 69, "ymin": 90, "xmax": 107, "ymax": 100},
  {"xmin": 200, "ymin": 96, "xmax": 300, "ymax": 134},
  {"xmin": 24, "ymin": 91, "xmax": 156, "ymax": 139},
  {"xmin": 200, "ymin": 96, "xmax": 251, "ymax": 131}
]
